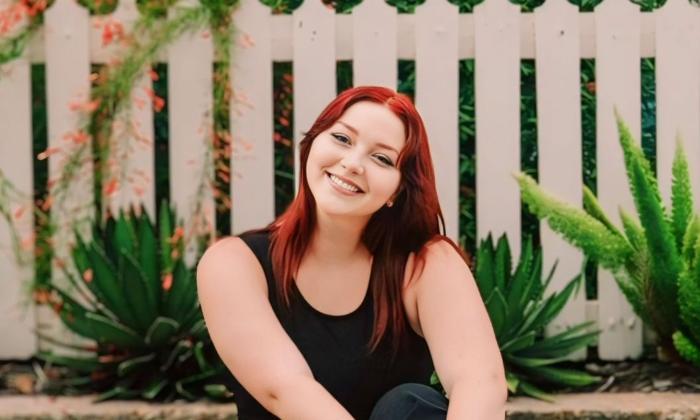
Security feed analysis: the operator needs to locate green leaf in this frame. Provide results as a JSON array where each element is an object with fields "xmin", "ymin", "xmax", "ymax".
[
  {"xmin": 175, "ymin": 370, "xmax": 218, "ymax": 400},
  {"xmin": 507, "ymin": 354, "xmax": 573, "ymax": 368},
  {"xmin": 113, "ymin": 210, "xmax": 137, "ymax": 257},
  {"xmin": 518, "ymin": 381, "xmax": 555, "ymax": 402},
  {"xmin": 163, "ymin": 260, "xmax": 197, "ymax": 322},
  {"xmin": 85, "ymin": 312, "xmax": 144, "ymax": 348},
  {"xmin": 619, "ymin": 208, "xmax": 646, "ymax": 253},
  {"xmin": 494, "ymin": 234, "xmax": 512, "ymax": 292},
  {"xmin": 522, "ymin": 365, "xmax": 601, "ymax": 387},
  {"xmin": 193, "ymin": 341, "xmax": 210, "ymax": 371},
  {"xmin": 505, "ymin": 372, "xmax": 519, "ymax": 393},
  {"xmin": 516, "ymin": 172, "xmax": 633, "ymax": 270},
  {"xmin": 87, "ymin": 242, "xmax": 139, "ymax": 329},
  {"xmin": 524, "ymin": 272, "xmax": 582, "ymax": 334},
  {"xmin": 204, "ymin": 384, "xmax": 232, "ymax": 399},
  {"xmin": 161, "ymin": 339, "xmax": 192, "ymax": 372},
  {"xmin": 673, "ymin": 331, "xmax": 700, "ymax": 368},
  {"xmin": 485, "ymin": 288, "xmax": 508, "ymax": 338},
  {"xmin": 48, "ymin": 285, "xmax": 98, "ymax": 339},
  {"xmin": 583, "ymin": 185, "xmax": 624, "ymax": 238},
  {"xmin": 146, "ymin": 317, "xmax": 180, "ymax": 347},
  {"xmin": 508, "ymin": 237, "xmax": 534, "ymax": 311},
  {"xmin": 682, "ymin": 215, "xmax": 700, "ymax": 266},
  {"xmin": 500, "ymin": 331, "xmax": 536, "ymax": 353},
  {"xmin": 142, "ymin": 378, "xmax": 168, "ymax": 400},
  {"xmin": 94, "ymin": 386, "xmax": 137, "ymax": 402},
  {"xmin": 119, "ymin": 250, "xmax": 158, "ymax": 332},
  {"xmin": 137, "ymin": 208, "xmax": 160, "ymax": 311},
  {"xmin": 476, "ymin": 235, "xmax": 496, "ymax": 299},
  {"xmin": 117, "ymin": 354, "xmax": 156, "ymax": 377},
  {"xmin": 671, "ymin": 138, "xmax": 694, "ymax": 251},
  {"xmin": 159, "ymin": 201, "xmax": 174, "ymax": 274},
  {"xmin": 37, "ymin": 352, "xmax": 103, "ymax": 373}
]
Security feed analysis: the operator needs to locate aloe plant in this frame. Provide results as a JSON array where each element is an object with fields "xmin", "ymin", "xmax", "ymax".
[
  {"xmin": 515, "ymin": 112, "xmax": 700, "ymax": 367},
  {"xmin": 432, "ymin": 233, "xmax": 600, "ymax": 401},
  {"xmin": 36, "ymin": 202, "xmax": 230, "ymax": 401}
]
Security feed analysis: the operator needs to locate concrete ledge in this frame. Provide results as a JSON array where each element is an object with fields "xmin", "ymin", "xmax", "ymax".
[
  {"xmin": 0, "ymin": 393, "xmax": 699, "ymax": 419},
  {"xmin": 0, "ymin": 396, "xmax": 237, "ymax": 419},
  {"xmin": 506, "ymin": 393, "xmax": 700, "ymax": 420}
]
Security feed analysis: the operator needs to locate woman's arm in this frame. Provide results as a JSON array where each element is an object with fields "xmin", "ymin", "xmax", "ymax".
[
  {"xmin": 197, "ymin": 237, "xmax": 353, "ymax": 419},
  {"xmin": 413, "ymin": 240, "xmax": 508, "ymax": 419}
]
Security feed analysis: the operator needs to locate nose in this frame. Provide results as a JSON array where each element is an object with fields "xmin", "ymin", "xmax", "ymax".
[{"xmin": 340, "ymin": 153, "xmax": 365, "ymax": 175}]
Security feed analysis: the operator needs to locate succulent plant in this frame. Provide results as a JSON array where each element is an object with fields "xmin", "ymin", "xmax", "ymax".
[
  {"xmin": 36, "ymin": 202, "xmax": 230, "ymax": 401},
  {"xmin": 474, "ymin": 233, "xmax": 600, "ymax": 400},
  {"xmin": 516, "ymin": 113, "xmax": 700, "ymax": 368}
]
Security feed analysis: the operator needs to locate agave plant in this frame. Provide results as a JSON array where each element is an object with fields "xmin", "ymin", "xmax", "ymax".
[
  {"xmin": 476, "ymin": 233, "xmax": 600, "ymax": 400},
  {"xmin": 515, "ymin": 112, "xmax": 700, "ymax": 367},
  {"xmin": 36, "ymin": 202, "xmax": 230, "ymax": 401}
]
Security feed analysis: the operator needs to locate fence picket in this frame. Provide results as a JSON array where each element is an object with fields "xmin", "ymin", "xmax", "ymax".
[
  {"xmin": 167, "ymin": 1, "xmax": 214, "ymax": 264},
  {"xmin": 534, "ymin": 0, "xmax": 587, "ymax": 359},
  {"xmin": 595, "ymin": 0, "xmax": 643, "ymax": 360},
  {"xmin": 43, "ymin": 0, "xmax": 94, "ymax": 353},
  {"xmin": 352, "ymin": 0, "xmax": 397, "ymax": 89},
  {"xmin": 292, "ymin": 0, "xmax": 336, "ymax": 186},
  {"xmin": 0, "ymin": 54, "xmax": 37, "ymax": 358},
  {"xmin": 415, "ymin": 0, "xmax": 459, "ymax": 241},
  {"xmin": 655, "ymin": 0, "xmax": 700, "ymax": 211},
  {"xmin": 230, "ymin": 0, "xmax": 275, "ymax": 233},
  {"xmin": 474, "ymin": 0, "xmax": 521, "ymax": 257},
  {"xmin": 107, "ymin": 0, "xmax": 156, "ymax": 220}
]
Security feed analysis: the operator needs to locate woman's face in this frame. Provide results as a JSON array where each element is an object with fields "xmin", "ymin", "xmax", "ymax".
[{"xmin": 306, "ymin": 101, "xmax": 406, "ymax": 219}]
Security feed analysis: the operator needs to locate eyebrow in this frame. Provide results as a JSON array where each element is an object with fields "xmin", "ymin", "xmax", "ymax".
[{"xmin": 336, "ymin": 120, "xmax": 400, "ymax": 155}]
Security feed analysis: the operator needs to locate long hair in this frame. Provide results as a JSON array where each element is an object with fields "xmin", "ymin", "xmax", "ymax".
[{"xmin": 261, "ymin": 86, "xmax": 463, "ymax": 358}]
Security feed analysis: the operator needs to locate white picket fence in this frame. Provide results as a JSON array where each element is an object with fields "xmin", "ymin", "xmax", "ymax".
[{"xmin": 1, "ymin": 0, "xmax": 699, "ymax": 362}]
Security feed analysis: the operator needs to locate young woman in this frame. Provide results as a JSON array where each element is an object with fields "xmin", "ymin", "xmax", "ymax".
[{"xmin": 197, "ymin": 86, "xmax": 507, "ymax": 419}]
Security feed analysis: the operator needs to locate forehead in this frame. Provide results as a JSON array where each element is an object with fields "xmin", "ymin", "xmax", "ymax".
[{"xmin": 335, "ymin": 102, "xmax": 406, "ymax": 151}]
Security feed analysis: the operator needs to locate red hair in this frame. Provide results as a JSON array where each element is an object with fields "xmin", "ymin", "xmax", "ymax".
[{"xmin": 255, "ymin": 86, "xmax": 464, "ymax": 359}]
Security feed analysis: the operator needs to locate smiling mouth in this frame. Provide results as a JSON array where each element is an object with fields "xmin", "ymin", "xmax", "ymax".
[{"xmin": 326, "ymin": 172, "xmax": 364, "ymax": 194}]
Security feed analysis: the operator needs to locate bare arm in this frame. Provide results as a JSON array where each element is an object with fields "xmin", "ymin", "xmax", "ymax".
[
  {"xmin": 414, "ymin": 240, "xmax": 508, "ymax": 420},
  {"xmin": 197, "ymin": 237, "xmax": 353, "ymax": 419}
]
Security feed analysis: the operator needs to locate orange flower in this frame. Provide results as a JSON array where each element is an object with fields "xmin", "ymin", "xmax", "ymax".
[
  {"xmin": 586, "ymin": 82, "xmax": 596, "ymax": 94},
  {"xmin": 63, "ymin": 130, "xmax": 91, "ymax": 145},
  {"xmin": 69, "ymin": 99, "xmax": 100, "ymax": 113},
  {"xmin": 37, "ymin": 146, "xmax": 61, "ymax": 160},
  {"xmin": 101, "ymin": 19, "xmax": 125, "ymax": 47},
  {"xmin": 143, "ymin": 87, "xmax": 165, "ymax": 112},
  {"xmin": 148, "ymin": 68, "xmax": 159, "ymax": 81},
  {"xmin": 162, "ymin": 273, "xmax": 173, "ymax": 291},
  {"xmin": 13, "ymin": 205, "xmax": 26, "ymax": 220},
  {"xmin": 103, "ymin": 178, "xmax": 119, "ymax": 196},
  {"xmin": 82, "ymin": 269, "xmax": 93, "ymax": 283},
  {"xmin": 33, "ymin": 289, "xmax": 50, "ymax": 304}
]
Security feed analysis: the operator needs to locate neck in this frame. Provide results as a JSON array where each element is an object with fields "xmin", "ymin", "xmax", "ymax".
[{"xmin": 307, "ymin": 209, "xmax": 371, "ymax": 264}]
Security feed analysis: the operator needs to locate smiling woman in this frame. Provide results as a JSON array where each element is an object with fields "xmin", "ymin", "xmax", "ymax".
[{"xmin": 197, "ymin": 86, "xmax": 507, "ymax": 420}]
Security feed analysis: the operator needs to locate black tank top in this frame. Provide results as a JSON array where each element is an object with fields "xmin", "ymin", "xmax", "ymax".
[{"xmin": 222, "ymin": 229, "xmax": 435, "ymax": 420}]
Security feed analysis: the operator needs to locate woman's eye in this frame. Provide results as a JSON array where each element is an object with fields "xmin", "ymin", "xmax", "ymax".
[
  {"xmin": 332, "ymin": 133, "xmax": 350, "ymax": 144},
  {"xmin": 375, "ymin": 155, "xmax": 394, "ymax": 167}
]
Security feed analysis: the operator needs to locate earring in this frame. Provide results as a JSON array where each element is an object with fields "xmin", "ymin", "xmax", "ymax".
[{"xmin": 387, "ymin": 200, "xmax": 394, "ymax": 208}]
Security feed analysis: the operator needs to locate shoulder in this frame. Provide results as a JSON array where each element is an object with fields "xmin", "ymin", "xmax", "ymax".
[
  {"xmin": 409, "ymin": 236, "xmax": 470, "ymax": 284},
  {"xmin": 196, "ymin": 235, "xmax": 268, "ymax": 294}
]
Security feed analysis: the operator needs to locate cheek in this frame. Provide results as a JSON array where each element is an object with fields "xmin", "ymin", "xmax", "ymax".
[{"xmin": 372, "ymin": 171, "xmax": 401, "ymax": 198}]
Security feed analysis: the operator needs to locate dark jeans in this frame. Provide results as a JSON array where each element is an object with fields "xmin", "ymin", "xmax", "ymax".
[{"xmin": 369, "ymin": 383, "xmax": 448, "ymax": 420}]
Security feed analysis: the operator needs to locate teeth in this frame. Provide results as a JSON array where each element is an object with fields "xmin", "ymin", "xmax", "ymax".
[{"xmin": 329, "ymin": 174, "xmax": 359, "ymax": 192}]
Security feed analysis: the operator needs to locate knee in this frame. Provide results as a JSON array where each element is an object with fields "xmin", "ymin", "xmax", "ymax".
[
  {"xmin": 370, "ymin": 383, "xmax": 448, "ymax": 420},
  {"xmin": 382, "ymin": 383, "xmax": 435, "ymax": 402}
]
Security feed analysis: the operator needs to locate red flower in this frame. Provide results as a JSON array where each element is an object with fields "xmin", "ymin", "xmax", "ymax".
[{"xmin": 162, "ymin": 273, "xmax": 173, "ymax": 291}]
